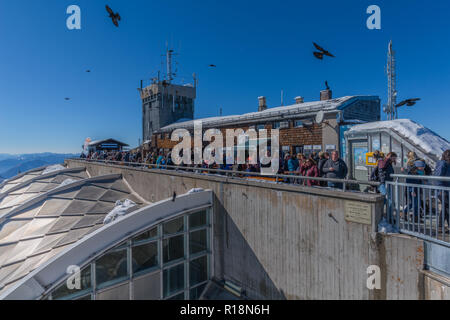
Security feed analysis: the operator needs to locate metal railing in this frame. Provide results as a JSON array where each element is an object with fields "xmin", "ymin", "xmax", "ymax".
[
  {"xmin": 68, "ymin": 158, "xmax": 380, "ymax": 192},
  {"xmin": 386, "ymin": 174, "xmax": 450, "ymax": 247}
]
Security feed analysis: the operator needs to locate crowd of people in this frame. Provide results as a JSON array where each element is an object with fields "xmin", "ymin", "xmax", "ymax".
[
  {"xmin": 81, "ymin": 148, "xmax": 352, "ymax": 189},
  {"xmin": 80, "ymin": 148, "xmax": 450, "ymax": 199},
  {"xmin": 370, "ymin": 149, "xmax": 450, "ymax": 224}
]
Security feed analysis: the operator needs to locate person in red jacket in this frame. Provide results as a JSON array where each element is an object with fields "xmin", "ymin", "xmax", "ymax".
[{"xmin": 304, "ymin": 158, "xmax": 320, "ymax": 186}]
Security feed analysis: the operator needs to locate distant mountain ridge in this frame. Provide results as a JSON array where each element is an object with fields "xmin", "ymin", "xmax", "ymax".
[{"xmin": 0, "ymin": 153, "xmax": 78, "ymax": 183}]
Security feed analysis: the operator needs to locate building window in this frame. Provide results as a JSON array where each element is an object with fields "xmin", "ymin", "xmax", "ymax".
[
  {"xmin": 133, "ymin": 227, "xmax": 158, "ymax": 243},
  {"xmin": 52, "ymin": 265, "xmax": 92, "ymax": 300},
  {"xmin": 163, "ymin": 217, "xmax": 184, "ymax": 235},
  {"xmin": 293, "ymin": 146, "xmax": 303, "ymax": 155},
  {"xmin": 294, "ymin": 120, "xmax": 303, "ymax": 128},
  {"xmin": 272, "ymin": 122, "xmax": 280, "ymax": 129},
  {"xmin": 163, "ymin": 235, "xmax": 185, "ymax": 264},
  {"xmin": 257, "ymin": 124, "xmax": 265, "ymax": 130},
  {"xmin": 46, "ymin": 209, "xmax": 211, "ymax": 301},
  {"xmin": 304, "ymin": 145, "xmax": 313, "ymax": 158},
  {"xmin": 189, "ymin": 211, "xmax": 207, "ymax": 229},
  {"xmin": 132, "ymin": 241, "xmax": 158, "ymax": 275},
  {"xmin": 189, "ymin": 256, "xmax": 208, "ymax": 286},
  {"xmin": 95, "ymin": 247, "xmax": 129, "ymax": 288},
  {"xmin": 163, "ymin": 263, "xmax": 185, "ymax": 298},
  {"xmin": 189, "ymin": 229, "xmax": 208, "ymax": 255}
]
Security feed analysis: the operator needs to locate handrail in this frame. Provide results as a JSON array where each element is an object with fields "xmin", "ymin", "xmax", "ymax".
[
  {"xmin": 391, "ymin": 174, "xmax": 450, "ymax": 182},
  {"xmin": 68, "ymin": 158, "xmax": 381, "ymax": 190}
]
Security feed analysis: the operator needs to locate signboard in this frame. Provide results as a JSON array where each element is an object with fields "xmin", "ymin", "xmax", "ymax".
[
  {"xmin": 313, "ymin": 145, "xmax": 322, "ymax": 150},
  {"xmin": 353, "ymin": 147, "xmax": 368, "ymax": 169},
  {"xmin": 325, "ymin": 144, "xmax": 336, "ymax": 151},
  {"xmin": 344, "ymin": 201, "xmax": 372, "ymax": 225}
]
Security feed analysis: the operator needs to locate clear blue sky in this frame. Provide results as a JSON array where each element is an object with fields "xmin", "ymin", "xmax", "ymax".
[{"xmin": 0, "ymin": 0, "xmax": 449, "ymax": 154}]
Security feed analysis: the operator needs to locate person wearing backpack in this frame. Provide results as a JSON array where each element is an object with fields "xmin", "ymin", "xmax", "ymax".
[{"xmin": 433, "ymin": 150, "xmax": 450, "ymax": 226}]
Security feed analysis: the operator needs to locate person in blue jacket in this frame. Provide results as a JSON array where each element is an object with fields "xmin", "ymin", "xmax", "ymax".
[{"xmin": 433, "ymin": 150, "xmax": 450, "ymax": 226}]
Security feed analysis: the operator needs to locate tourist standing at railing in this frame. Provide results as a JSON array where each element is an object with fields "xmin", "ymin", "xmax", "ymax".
[
  {"xmin": 322, "ymin": 150, "xmax": 348, "ymax": 189},
  {"xmin": 156, "ymin": 153, "xmax": 164, "ymax": 168},
  {"xmin": 374, "ymin": 152, "xmax": 397, "ymax": 196},
  {"xmin": 403, "ymin": 160, "xmax": 427, "ymax": 222},
  {"xmin": 402, "ymin": 151, "xmax": 432, "ymax": 175},
  {"xmin": 317, "ymin": 151, "xmax": 329, "ymax": 187},
  {"xmin": 288, "ymin": 154, "xmax": 299, "ymax": 172},
  {"xmin": 304, "ymin": 158, "xmax": 320, "ymax": 187},
  {"xmin": 433, "ymin": 149, "xmax": 450, "ymax": 226}
]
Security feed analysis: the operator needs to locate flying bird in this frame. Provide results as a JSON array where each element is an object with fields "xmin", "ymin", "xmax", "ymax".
[
  {"xmin": 64, "ymin": 97, "xmax": 70, "ymax": 101},
  {"xmin": 172, "ymin": 191, "xmax": 177, "ymax": 202},
  {"xmin": 209, "ymin": 64, "xmax": 216, "ymax": 68},
  {"xmin": 396, "ymin": 98, "xmax": 420, "ymax": 107},
  {"xmin": 106, "ymin": 5, "xmax": 121, "ymax": 27},
  {"xmin": 313, "ymin": 42, "xmax": 335, "ymax": 60},
  {"xmin": 86, "ymin": 70, "xmax": 91, "ymax": 73}
]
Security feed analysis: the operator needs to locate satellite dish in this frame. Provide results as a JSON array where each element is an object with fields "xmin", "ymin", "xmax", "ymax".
[{"xmin": 315, "ymin": 110, "xmax": 324, "ymax": 124}]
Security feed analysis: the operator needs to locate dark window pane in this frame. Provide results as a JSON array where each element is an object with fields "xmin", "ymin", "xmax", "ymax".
[
  {"xmin": 132, "ymin": 241, "xmax": 158, "ymax": 274},
  {"xmin": 163, "ymin": 217, "xmax": 184, "ymax": 235},
  {"xmin": 189, "ymin": 211, "xmax": 207, "ymax": 229},
  {"xmin": 190, "ymin": 256, "xmax": 208, "ymax": 286},
  {"xmin": 163, "ymin": 235, "xmax": 184, "ymax": 263},
  {"xmin": 190, "ymin": 283, "xmax": 207, "ymax": 300},
  {"xmin": 96, "ymin": 249, "xmax": 128, "ymax": 287},
  {"xmin": 189, "ymin": 229, "xmax": 207, "ymax": 255},
  {"xmin": 163, "ymin": 263, "xmax": 185, "ymax": 297},
  {"xmin": 52, "ymin": 265, "xmax": 91, "ymax": 300},
  {"xmin": 133, "ymin": 227, "xmax": 158, "ymax": 243},
  {"xmin": 167, "ymin": 292, "xmax": 185, "ymax": 300}
]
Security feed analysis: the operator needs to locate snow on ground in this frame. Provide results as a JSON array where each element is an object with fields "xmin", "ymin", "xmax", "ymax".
[
  {"xmin": 348, "ymin": 119, "xmax": 450, "ymax": 158},
  {"xmin": 42, "ymin": 164, "xmax": 65, "ymax": 175},
  {"xmin": 103, "ymin": 199, "xmax": 137, "ymax": 224}
]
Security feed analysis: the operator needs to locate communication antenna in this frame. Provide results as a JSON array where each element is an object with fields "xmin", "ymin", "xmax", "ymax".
[
  {"xmin": 162, "ymin": 42, "xmax": 178, "ymax": 83},
  {"xmin": 384, "ymin": 40, "xmax": 397, "ymax": 120}
]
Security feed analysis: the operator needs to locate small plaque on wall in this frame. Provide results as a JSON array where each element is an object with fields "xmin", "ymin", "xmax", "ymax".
[{"xmin": 344, "ymin": 201, "xmax": 372, "ymax": 225}]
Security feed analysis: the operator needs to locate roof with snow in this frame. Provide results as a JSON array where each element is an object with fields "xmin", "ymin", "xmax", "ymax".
[
  {"xmin": 88, "ymin": 139, "xmax": 129, "ymax": 147},
  {"xmin": 157, "ymin": 95, "xmax": 379, "ymax": 133},
  {"xmin": 347, "ymin": 119, "xmax": 450, "ymax": 160},
  {"xmin": 0, "ymin": 167, "xmax": 146, "ymax": 295}
]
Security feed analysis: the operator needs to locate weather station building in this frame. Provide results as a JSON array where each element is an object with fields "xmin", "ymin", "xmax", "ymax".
[{"xmin": 140, "ymin": 49, "xmax": 196, "ymax": 145}]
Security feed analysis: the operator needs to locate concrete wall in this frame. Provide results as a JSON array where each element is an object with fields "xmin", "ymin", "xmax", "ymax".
[
  {"xmin": 66, "ymin": 159, "xmax": 434, "ymax": 300},
  {"xmin": 423, "ymin": 271, "xmax": 450, "ymax": 300}
]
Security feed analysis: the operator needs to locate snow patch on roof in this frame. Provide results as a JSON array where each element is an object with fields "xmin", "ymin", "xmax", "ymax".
[
  {"xmin": 348, "ymin": 119, "xmax": 450, "ymax": 158},
  {"xmin": 103, "ymin": 199, "xmax": 137, "ymax": 225},
  {"xmin": 41, "ymin": 164, "xmax": 65, "ymax": 175}
]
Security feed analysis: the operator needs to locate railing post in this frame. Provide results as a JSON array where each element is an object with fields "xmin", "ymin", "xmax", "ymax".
[{"xmin": 395, "ymin": 177, "xmax": 400, "ymax": 231}]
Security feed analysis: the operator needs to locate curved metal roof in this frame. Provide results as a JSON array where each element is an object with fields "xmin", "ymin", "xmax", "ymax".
[
  {"xmin": 0, "ymin": 169, "xmax": 147, "ymax": 296},
  {"xmin": 0, "ymin": 189, "xmax": 212, "ymax": 300}
]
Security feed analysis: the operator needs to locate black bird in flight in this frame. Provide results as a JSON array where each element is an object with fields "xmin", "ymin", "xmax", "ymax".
[
  {"xmin": 172, "ymin": 191, "xmax": 177, "ymax": 202},
  {"xmin": 86, "ymin": 70, "xmax": 91, "ymax": 73},
  {"xmin": 209, "ymin": 64, "xmax": 216, "ymax": 68},
  {"xmin": 396, "ymin": 98, "xmax": 421, "ymax": 107},
  {"xmin": 106, "ymin": 5, "xmax": 121, "ymax": 27},
  {"xmin": 313, "ymin": 42, "xmax": 335, "ymax": 60},
  {"xmin": 64, "ymin": 97, "xmax": 70, "ymax": 101}
]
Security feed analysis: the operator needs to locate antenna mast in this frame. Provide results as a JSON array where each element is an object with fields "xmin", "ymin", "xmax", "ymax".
[{"xmin": 385, "ymin": 40, "xmax": 397, "ymax": 120}]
